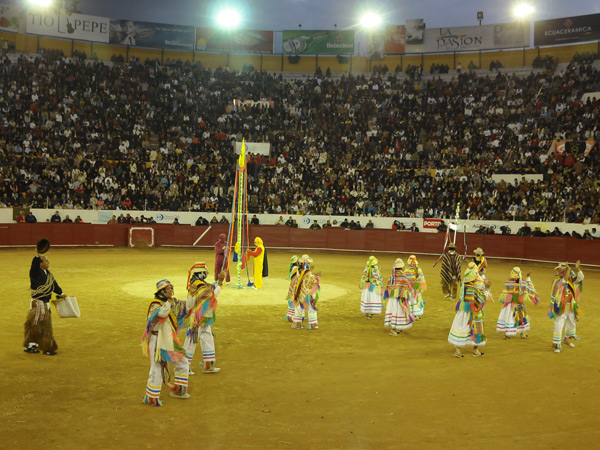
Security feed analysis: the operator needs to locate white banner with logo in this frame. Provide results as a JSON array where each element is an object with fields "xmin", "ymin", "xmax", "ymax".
[
  {"xmin": 0, "ymin": 4, "xmax": 21, "ymax": 32},
  {"xmin": 406, "ymin": 22, "xmax": 529, "ymax": 53},
  {"xmin": 234, "ymin": 141, "xmax": 271, "ymax": 156},
  {"xmin": 26, "ymin": 8, "xmax": 109, "ymax": 42}
]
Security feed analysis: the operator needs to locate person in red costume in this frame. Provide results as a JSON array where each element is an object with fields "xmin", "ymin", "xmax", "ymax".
[{"xmin": 214, "ymin": 234, "xmax": 230, "ymax": 283}]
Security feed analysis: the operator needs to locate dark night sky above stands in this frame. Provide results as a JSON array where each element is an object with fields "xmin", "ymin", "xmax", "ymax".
[{"xmin": 75, "ymin": 0, "xmax": 599, "ymax": 30}]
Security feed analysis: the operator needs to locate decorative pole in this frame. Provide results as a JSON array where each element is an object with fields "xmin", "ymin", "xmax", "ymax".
[{"xmin": 234, "ymin": 140, "xmax": 247, "ymax": 288}]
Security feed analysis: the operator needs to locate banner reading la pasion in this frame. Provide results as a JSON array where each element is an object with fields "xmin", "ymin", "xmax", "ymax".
[
  {"xmin": 196, "ymin": 28, "xmax": 273, "ymax": 53},
  {"xmin": 534, "ymin": 13, "xmax": 600, "ymax": 46},
  {"xmin": 282, "ymin": 30, "xmax": 354, "ymax": 55},
  {"xmin": 109, "ymin": 19, "xmax": 194, "ymax": 50},
  {"xmin": 406, "ymin": 22, "xmax": 529, "ymax": 53}
]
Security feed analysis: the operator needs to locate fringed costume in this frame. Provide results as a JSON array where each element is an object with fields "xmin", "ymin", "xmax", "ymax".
[
  {"xmin": 285, "ymin": 256, "xmax": 300, "ymax": 322},
  {"xmin": 23, "ymin": 255, "xmax": 64, "ymax": 354},
  {"xmin": 383, "ymin": 259, "xmax": 414, "ymax": 335},
  {"xmin": 291, "ymin": 255, "xmax": 320, "ymax": 330},
  {"xmin": 448, "ymin": 262, "xmax": 487, "ymax": 356},
  {"xmin": 359, "ymin": 256, "xmax": 383, "ymax": 318},
  {"xmin": 496, "ymin": 267, "xmax": 539, "ymax": 338},
  {"xmin": 183, "ymin": 262, "xmax": 222, "ymax": 374},
  {"xmin": 548, "ymin": 263, "xmax": 584, "ymax": 353},
  {"xmin": 141, "ymin": 280, "xmax": 190, "ymax": 406},
  {"xmin": 405, "ymin": 255, "xmax": 426, "ymax": 318},
  {"xmin": 440, "ymin": 246, "xmax": 463, "ymax": 299},
  {"xmin": 473, "ymin": 249, "xmax": 493, "ymax": 303}
]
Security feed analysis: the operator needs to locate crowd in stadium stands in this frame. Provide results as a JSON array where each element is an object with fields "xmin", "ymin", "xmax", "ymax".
[{"xmin": 0, "ymin": 49, "xmax": 599, "ymax": 231}]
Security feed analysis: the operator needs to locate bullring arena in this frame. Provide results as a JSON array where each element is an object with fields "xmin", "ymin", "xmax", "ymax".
[
  {"xmin": 2, "ymin": 1, "xmax": 600, "ymax": 448},
  {"xmin": 1, "ymin": 241, "xmax": 599, "ymax": 449}
]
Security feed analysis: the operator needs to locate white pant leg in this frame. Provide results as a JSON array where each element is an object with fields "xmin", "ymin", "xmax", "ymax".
[
  {"xmin": 564, "ymin": 311, "xmax": 577, "ymax": 338},
  {"xmin": 293, "ymin": 303, "xmax": 304, "ymax": 326},
  {"xmin": 184, "ymin": 331, "xmax": 197, "ymax": 364},
  {"xmin": 144, "ymin": 335, "xmax": 163, "ymax": 404},
  {"xmin": 199, "ymin": 325, "xmax": 216, "ymax": 365},
  {"xmin": 307, "ymin": 303, "xmax": 318, "ymax": 329},
  {"xmin": 553, "ymin": 314, "xmax": 567, "ymax": 349}
]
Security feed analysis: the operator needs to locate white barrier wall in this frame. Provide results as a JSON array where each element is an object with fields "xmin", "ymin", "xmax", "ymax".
[{"xmin": 1, "ymin": 207, "xmax": 596, "ymax": 236}]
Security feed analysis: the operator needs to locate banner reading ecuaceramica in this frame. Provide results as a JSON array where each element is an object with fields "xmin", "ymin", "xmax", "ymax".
[
  {"xmin": 109, "ymin": 19, "xmax": 194, "ymax": 50},
  {"xmin": 282, "ymin": 30, "xmax": 354, "ymax": 55}
]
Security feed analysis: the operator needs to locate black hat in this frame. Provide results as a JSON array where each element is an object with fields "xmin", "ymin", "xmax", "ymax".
[{"xmin": 37, "ymin": 238, "xmax": 51, "ymax": 254}]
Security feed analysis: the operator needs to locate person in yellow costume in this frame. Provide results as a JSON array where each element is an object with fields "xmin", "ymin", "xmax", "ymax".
[{"xmin": 246, "ymin": 237, "xmax": 268, "ymax": 289}]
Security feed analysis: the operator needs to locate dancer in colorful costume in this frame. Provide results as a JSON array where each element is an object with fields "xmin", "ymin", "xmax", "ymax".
[
  {"xmin": 285, "ymin": 255, "xmax": 300, "ymax": 322},
  {"xmin": 383, "ymin": 259, "xmax": 414, "ymax": 336},
  {"xmin": 141, "ymin": 280, "xmax": 190, "ymax": 406},
  {"xmin": 405, "ymin": 255, "xmax": 426, "ymax": 319},
  {"xmin": 496, "ymin": 267, "xmax": 539, "ymax": 339},
  {"xmin": 359, "ymin": 256, "xmax": 384, "ymax": 319},
  {"xmin": 548, "ymin": 261, "xmax": 584, "ymax": 353},
  {"xmin": 246, "ymin": 236, "xmax": 267, "ymax": 289},
  {"xmin": 440, "ymin": 243, "xmax": 463, "ymax": 299},
  {"xmin": 291, "ymin": 255, "xmax": 320, "ymax": 330},
  {"xmin": 473, "ymin": 247, "xmax": 493, "ymax": 302},
  {"xmin": 448, "ymin": 262, "xmax": 487, "ymax": 357},
  {"xmin": 184, "ymin": 262, "xmax": 225, "ymax": 374}
]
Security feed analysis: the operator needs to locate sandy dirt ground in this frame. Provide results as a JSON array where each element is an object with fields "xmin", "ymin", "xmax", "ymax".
[{"xmin": 1, "ymin": 247, "xmax": 599, "ymax": 450}]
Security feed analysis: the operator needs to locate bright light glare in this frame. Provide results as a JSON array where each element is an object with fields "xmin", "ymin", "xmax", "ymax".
[
  {"xmin": 28, "ymin": 0, "xmax": 53, "ymax": 6},
  {"xmin": 512, "ymin": 2, "xmax": 535, "ymax": 18},
  {"xmin": 216, "ymin": 7, "xmax": 242, "ymax": 29},
  {"xmin": 359, "ymin": 12, "xmax": 382, "ymax": 29}
]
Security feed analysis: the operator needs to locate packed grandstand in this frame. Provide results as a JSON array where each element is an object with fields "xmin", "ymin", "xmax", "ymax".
[{"xmin": 0, "ymin": 48, "xmax": 599, "ymax": 228}]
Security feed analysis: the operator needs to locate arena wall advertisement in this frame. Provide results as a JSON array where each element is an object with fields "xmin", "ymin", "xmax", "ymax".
[
  {"xmin": 26, "ymin": 8, "xmax": 109, "ymax": 42},
  {"xmin": 195, "ymin": 28, "xmax": 273, "ymax": 53},
  {"xmin": 282, "ymin": 30, "xmax": 354, "ymax": 55},
  {"xmin": 534, "ymin": 13, "xmax": 600, "ymax": 46},
  {"xmin": 109, "ymin": 19, "xmax": 194, "ymax": 50},
  {"xmin": 405, "ymin": 22, "xmax": 529, "ymax": 53},
  {"xmin": 234, "ymin": 141, "xmax": 270, "ymax": 156}
]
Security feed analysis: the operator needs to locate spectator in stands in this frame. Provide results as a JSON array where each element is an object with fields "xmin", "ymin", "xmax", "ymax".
[
  {"xmin": 591, "ymin": 228, "xmax": 600, "ymax": 239},
  {"xmin": 26, "ymin": 212, "xmax": 37, "ymax": 223},
  {"xmin": 219, "ymin": 215, "xmax": 229, "ymax": 224},
  {"xmin": 50, "ymin": 211, "xmax": 61, "ymax": 223},
  {"xmin": 500, "ymin": 225, "xmax": 511, "ymax": 235},
  {"xmin": 108, "ymin": 215, "xmax": 117, "ymax": 224},
  {"xmin": 517, "ymin": 223, "xmax": 532, "ymax": 236},
  {"xmin": 309, "ymin": 220, "xmax": 321, "ymax": 230},
  {"xmin": 290, "ymin": 220, "xmax": 298, "ymax": 229},
  {"xmin": 276, "ymin": 216, "xmax": 285, "ymax": 226},
  {"xmin": 355, "ymin": 221, "xmax": 363, "ymax": 230},
  {"xmin": 195, "ymin": 216, "xmax": 209, "ymax": 226},
  {"xmin": 285, "ymin": 216, "xmax": 294, "ymax": 227},
  {"xmin": 409, "ymin": 222, "xmax": 419, "ymax": 232},
  {"xmin": 173, "ymin": 218, "xmax": 180, "ymax": 225},
  {"xmin": 531, "ymin": 227, "xmax": 546, "ymax": 237},
  {"xmin": 437, "ymin": 220, "xmax": 448, "ymax": 233},
  {"xmin": 210, "ymin": 216, "xmax": 219, "ymax": 224},
  {"xmin": 340, "ymin": 218, "xmax": 349, "ymax": 228},
  {"xmin": 365, "ymin": 220, "xmax": 374, "ymax": 229},
  {"xmin": 16, "ymin": 211, "xmax": 26, "ymax": 223},
  {"xmin": 475, "ymin": 225, "xmax": 487, "ymax": 234},
  {"xmin": 63, "ymin": 215, "xmax": 73, "ymax": 223},
  {"xmin": 582, "ymin": 229, "xmax": 593, "ymax": 240},
  {"xmin": 550, "ymin": 227, "xmax": 563, "ymax": 236},
  {"xmin": 250, "ymin": 215, "xmax": 260, "ymax": 225},
  {"xmin": 74, "ymin": 216, "xmax": 84, "ymax": 224}
]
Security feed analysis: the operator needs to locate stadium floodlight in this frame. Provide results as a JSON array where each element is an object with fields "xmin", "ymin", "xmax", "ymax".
[
  {"xmin": 215, "ymin": 7, "xmax": 242, "ymax": 29},
  {"xmin": 359, "ymin": 12, "xmax": 382, "ymax": 29},
  {"xmin": 512, "ymin": 2, "xmax": 535, "ymax": 19},
  {"xmin": 28, "ymin": 0, "xmax": 53, "ymax": 6}
]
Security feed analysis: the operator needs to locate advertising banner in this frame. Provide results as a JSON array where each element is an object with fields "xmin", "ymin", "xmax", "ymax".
[
  {"xmin": 384, "ymin": 25, "xmax": 406, "ymax": 55},
  {"xmin": 0, "ymin": 3, "xmax": 21, "ymax": 32},
  {"xmin": 423, "ymin": 218, "xmax": 442, "ymax": 229},
  {"xmin": 366, "ymin": 29, "xmax": 385, "ymax": 60},
  {"xmin": 26, "ymin": 8, "xmax": 109, "ymax": 42},
  {"xmin": 534, "ymin": 13, "xmax": 600, "ymax": 46},
  {"xmin": 282, "ymin": 30, "xmax": 354, "ymax": 55},
  {"xmin": 406, "ymin": 22, "xmax": 529, "ymax": 53},
  {"xmin": 195, "ymin": 28, "xmax": 273, "ymax": 53},
  {"xmin": 554, "ymin": 141, "xmax": 596, "ymax": 157},
  {"xmin": 109, "ymin": 19, "xmax": 194, "ymax": 50}
]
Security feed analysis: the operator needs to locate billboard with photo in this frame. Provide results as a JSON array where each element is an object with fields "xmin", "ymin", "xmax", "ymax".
[
  {"xmin": 384, "ymin": 25, "xmax": 406, "ymax": 55},
  {"xmin": 0, "ymin": 3, "xmax": 21, "ymax": 32},
  {"xmin": 195, "ymin": 28, "xmax": 273, "ymax": 53},
  {"xmin": 109, "ymin": 19, "xmax": 194, "ymax": 50},
  {"xmin": 406, "ymin": 22, "xmax": 529, "ymax": 53},
  {"xmin": 534, "ymin": 13, "xmax": 600, "ymax": 46},
  {"xmin": 282, "ymin": 30, "xmax": 354, "ymax": 55},
  {"xmin": 26, "ymin": 8, "xmax": 109, "ymax": 42}
]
